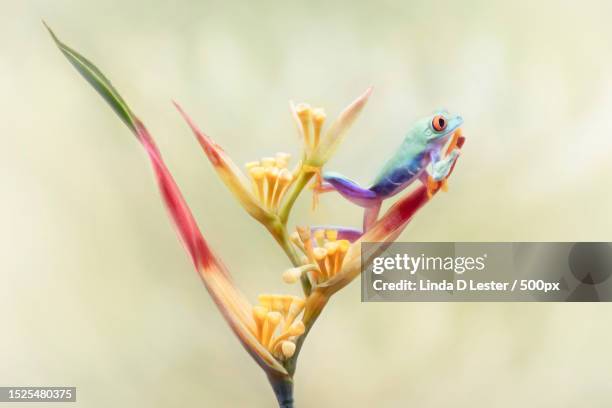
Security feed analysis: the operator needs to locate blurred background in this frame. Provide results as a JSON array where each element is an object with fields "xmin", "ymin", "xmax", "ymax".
[{"xmin": 2, "ymin": 0, "xmax": 612, "ymax": 406}]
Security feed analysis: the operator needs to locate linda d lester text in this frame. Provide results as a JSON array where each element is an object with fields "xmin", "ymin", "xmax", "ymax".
[{"xmin": 372, "ymin": 279, "xmax": 511, "ymax": 292}]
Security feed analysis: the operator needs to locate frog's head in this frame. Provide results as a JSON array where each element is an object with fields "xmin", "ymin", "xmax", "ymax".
[{"xmin": 412, "ymin": 110, "xmax": 463, "ymax": 147}]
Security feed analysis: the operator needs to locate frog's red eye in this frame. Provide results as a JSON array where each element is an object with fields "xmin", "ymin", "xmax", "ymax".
[{"xmin": 432, "ymin": 115, "xmax": 447, "ymax": 132}]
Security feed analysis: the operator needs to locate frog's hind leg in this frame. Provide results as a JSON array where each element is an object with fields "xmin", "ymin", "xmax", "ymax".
[
  {"xmin": 363, "ymin": 201, "xmax": 382, "ymax": 232},
  {"xmin": 323, "ymin": 171, "xmax": 379, "ymax": 208}
]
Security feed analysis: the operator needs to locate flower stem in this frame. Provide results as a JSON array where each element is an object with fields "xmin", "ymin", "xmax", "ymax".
[
  {"xmin": 279, "ymin": 170, "xmax": 314, "ymax": 225},
  {"xmin": 284, "ymin": 288, "xmax": 330, "ymax": 376},
  {"xmin": 274, "ymin": 167, "xmax": 316, "ymax": 296},
  {"xmin": 268, "ymin": 374, "xmax": 294, "ymax": 408}
]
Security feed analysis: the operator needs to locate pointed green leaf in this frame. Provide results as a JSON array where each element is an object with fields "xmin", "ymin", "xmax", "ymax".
[{"xmin": 44, "ymin": 22, "xmax": 136, "ymax": 133}]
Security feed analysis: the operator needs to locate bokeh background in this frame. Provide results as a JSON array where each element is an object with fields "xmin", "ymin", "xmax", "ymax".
[{"xmin": 2, "ymin": 0, "xmax": 612, "ymax": 406}]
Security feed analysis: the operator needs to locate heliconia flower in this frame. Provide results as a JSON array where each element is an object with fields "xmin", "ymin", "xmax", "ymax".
[
  {"xmin": 290, "ymin": 87, "xmax": 372, "ymax": 168},
  {"xmin": 174, "ymin": 103, "xmax": 284, "ymax": 223},
  {"xmin": 174, "ymin": 103, "xmax": 302, "ymax": 221},
  {"xmin": 48, "ymin": 22, "xmax": 468, "ymax": 408},
  {"xmin": 45, "ymin": 25, "xmax": 305, "ymax": 377},
  {"xmin": 283, "ymin": 228, "xmax": 352, "ymax": 285},
  {"xmin": 131, "ymin": 117, "xmax": 297, "ymax": 375},
  {"xmin": 253, "ymin": 294, "xmax": 306, "ymax": 359}
]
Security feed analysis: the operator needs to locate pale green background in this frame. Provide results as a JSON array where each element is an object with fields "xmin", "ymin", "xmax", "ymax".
[{"xmin": 2, "ymin": 0, "xmax": 612, "ymax": 406}]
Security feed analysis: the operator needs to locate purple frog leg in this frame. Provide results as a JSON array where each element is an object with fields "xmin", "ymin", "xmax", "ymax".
[
  {"xmin": 323, "ymin": 172, "xmax": 378, "ymax": 208},
  {"xmin": 322, "ymin": 172, "xmax": 384, "ymax": 232}
]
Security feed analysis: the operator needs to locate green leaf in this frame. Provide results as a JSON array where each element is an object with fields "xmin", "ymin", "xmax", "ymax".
[{"xmin": 44, "ymin": 22, "xmax": 136, "ymax": 133}]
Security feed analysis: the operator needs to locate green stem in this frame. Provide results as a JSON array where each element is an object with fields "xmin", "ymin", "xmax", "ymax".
[
  {"xmin": 279, "ymin": 170, "xmax": 314, "ymax": 225},
  {"xmin": 284, "ymin": 288, "xmax": 330, "ymax": 376},
  {"xmin": 273, "ymin": 168, "xmax": 317, "ymax": 295},
  {"xmin": 268, "ymin": 166, "xmax": 323, "ymax": 375}
]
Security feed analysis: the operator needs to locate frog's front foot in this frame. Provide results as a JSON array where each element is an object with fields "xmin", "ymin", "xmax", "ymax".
[
  {"xmin": 430, "ymin": 149, "xmax": 460, "ymax": 182},
  {"xmin": 422, "ymin": 149, "xmax": 461, "ymax": 198}
]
